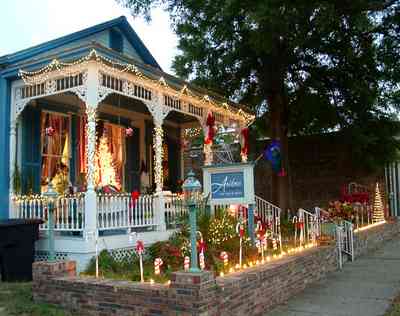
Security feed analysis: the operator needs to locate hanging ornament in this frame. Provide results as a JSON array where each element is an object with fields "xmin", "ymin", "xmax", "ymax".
[
  {"xmin": 154, "ymin": 258, "xmax": 163, "ymax": 275},
  {"xmin": 204, "ymin": 112, "xmax": 216, "ymax": 145},
  {"xmin": 240, "ymin": 127, "xmax": 249, "ymax": 162},
  {"xmin": 125, "ymin": 127, "xmax": 134, "ymax": 137},
  {"xmin": 135, "ymin": 240, "xmax": 145, "ymax": 282},
  {"xmin": 264, "ymin": 140, "xmax": 284, "ymax": 176},
  {"xmin": 184, "ymin": 256, "xmax": 190, "ymax": 271},
  {"xmin": 220, "ymin": 251, "xmax": 229, "ymax": 267},
  {"xmin": 45, "ymin": 126, "xmax": 55, "ymax": 136}
]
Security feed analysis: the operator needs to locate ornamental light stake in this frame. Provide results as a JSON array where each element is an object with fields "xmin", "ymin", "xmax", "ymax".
[
  {"xmin": 292, "ymin": 216, "xmax": 298, "ymax": 247},
  {"xmin": 135, "ymin": 240, "xmax": 145, "ymax": 282},
  {"xmin": 197, "ymin": 231, "xmax": 206, "ymax": 270},
  {"xmin": 236, "ymin": 216, "xmax": 245, "ymax": 267}
]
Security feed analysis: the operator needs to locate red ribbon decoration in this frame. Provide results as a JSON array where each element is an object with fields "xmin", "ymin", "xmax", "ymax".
[
  {"xmin": 240, "ymin": 127, "xmax": 249, "ymax": 157},
  {"xmin": 135, "ymin": 240, "xmax": 144, "ymax": 254},
  {"xmin": 204, "ymin": 112, "xmax": 216, "ymax": 145},
  {"xmin": 296, "ymin": 221, "xmax": 304, "ymax": 229}
]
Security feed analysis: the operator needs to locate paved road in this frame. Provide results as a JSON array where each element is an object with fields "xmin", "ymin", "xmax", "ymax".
[{"xmin": 267, "ymin": 238, "xmax": 400, "ymax": 316}]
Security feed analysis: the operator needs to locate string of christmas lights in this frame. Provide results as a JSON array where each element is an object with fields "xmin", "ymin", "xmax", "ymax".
[{"xmin": 18, "ymin": 49, "xmax": 255, "ymax": 125}]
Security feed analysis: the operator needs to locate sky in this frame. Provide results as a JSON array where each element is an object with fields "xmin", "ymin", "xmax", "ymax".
[{"xmin": 0, "ymin": 0, "xmax": 178, "ymax": 73}]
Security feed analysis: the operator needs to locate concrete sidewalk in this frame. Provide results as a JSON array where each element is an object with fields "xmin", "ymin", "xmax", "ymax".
[{"xmin": 267, "ymin": 238, "xmax": 400, "ymax": 316}]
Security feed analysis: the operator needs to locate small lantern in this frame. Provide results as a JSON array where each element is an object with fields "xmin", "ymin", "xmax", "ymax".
[
  {"xmin": 43, "ymin": 182, "xmax": 58, "ymax": 208},
  {"xmin": 182, "ymin": 170, "xmax": 202, "ymax": 206}
]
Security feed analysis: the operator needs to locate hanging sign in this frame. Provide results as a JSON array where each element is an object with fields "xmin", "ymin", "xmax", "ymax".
[{"xmin": 203, "ymin": 162, "xmax": 255, "ymax": 205}]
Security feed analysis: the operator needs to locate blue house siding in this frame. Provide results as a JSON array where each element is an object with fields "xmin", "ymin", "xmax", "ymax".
[{"xmin": 0, "ymin": 77, "xmax": 11, "ymax": 219}]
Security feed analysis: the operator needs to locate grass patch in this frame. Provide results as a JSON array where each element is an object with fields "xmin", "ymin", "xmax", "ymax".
[{"xmin": 0, "ymin": 282, "xmax": 72, "ymax": 316}]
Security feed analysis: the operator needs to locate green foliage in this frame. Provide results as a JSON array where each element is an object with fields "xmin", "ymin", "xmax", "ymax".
[
  {"xmin": 118, "ymin": 0, "xmax": 400, "ymax": 169},
  {"xmin": 208, "ymin": 212, "xmax": 236, "ymax": 247}
]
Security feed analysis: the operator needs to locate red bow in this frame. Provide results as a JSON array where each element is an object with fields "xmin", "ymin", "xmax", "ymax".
[
  {"xmin": 296, "ymin": 222, "xmax": 304, "ymax": 229},
  {"xmin": 135, "ymin": 240, "xmax": 144, "ymax": 254},
  {"xmin": 130, "ymin": 190, "xmax": 140, "ymax": 208}
]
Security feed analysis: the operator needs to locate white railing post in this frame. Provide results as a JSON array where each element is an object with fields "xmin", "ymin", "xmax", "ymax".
[{"xmin": 154, "ymin": 192, "xmax": 167, "ymax": 232}]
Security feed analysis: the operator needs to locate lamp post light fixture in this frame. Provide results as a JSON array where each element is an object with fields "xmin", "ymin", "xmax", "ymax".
[
  {"xmin": 182, "ymin": 170, "xmax": 202, "ymax": 273},
  {"xmin": 43, "ymin": 181, "xmax": 58, "ymax": 262}
]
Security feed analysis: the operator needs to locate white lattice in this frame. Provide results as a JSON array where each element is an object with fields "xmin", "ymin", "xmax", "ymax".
[
  {"xmin": 35, "ymin": 251, "xmax": 69, "ymax": 262},
  {"xmin": 109, "ymin": 247, "xmax": 137, "ymax": 263}
]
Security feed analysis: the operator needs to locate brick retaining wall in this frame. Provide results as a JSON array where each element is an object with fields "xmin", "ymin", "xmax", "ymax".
[{"xmin": 32, "ymin": 222, "xmax": 400, "ymax": 316}]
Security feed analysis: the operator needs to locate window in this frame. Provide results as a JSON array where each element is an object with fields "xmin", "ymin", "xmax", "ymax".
[
  {"xmin": 110, "ymin": 29, "xmax": 123, "ymax": 53},
  {"xmin": 40, "ymin": 111, "xmax": 70, "ymax": 194}
]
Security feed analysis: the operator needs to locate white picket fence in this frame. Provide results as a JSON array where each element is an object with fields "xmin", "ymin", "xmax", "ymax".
[
  {"xmin": 97, "ymin": 194, "xmax": 155, "ymax": 230},
  {"xmin": 13, "ymin": 194, "xmax": 85, "ymax": 231}
]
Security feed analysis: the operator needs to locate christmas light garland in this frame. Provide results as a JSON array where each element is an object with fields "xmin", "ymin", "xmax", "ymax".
[
  {"xmin": 153, "ymin": 124, "xmax": 164, "ymax": 192},
  {"xmin": 18, "ymin": 49, "xmax": 255, "ymax": 125}
]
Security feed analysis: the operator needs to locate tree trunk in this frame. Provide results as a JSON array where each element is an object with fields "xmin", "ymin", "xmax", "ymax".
[{"xmin": 267, "ymin": 93, "xmax": 290, "ymax": 213}]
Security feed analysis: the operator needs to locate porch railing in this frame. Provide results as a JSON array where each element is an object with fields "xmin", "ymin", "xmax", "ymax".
[
  {"xmin": 255, "ymin": 195, "xmax": 281, "ymax": 240},
  {"xmin": 97, "ymin": 194, "xmax": 155, "ymax": 230},
  {"xmin": 13, "ymin": 194, "xmax": 85, "ymax": 231},
  {"xmin": 164, "ymin": 193, "xmax": 187, "ymax": 229}
]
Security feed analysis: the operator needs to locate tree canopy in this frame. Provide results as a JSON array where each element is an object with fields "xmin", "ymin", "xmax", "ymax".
[{"xmin": 118, "ymin": 0, "xmax": 400, "ymax": 208}]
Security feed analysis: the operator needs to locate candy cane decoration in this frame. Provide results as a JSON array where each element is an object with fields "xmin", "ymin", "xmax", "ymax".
[
  {"xmin": 256, "ymin": 221, "xmax": 266, "ymax": 262},
  {"xmin": 272, "ymin": 238, "xmax": 278, "ymax": 251},
  {"xmin": 220, "ymin": 251, "xmax": 229, "ymax": 267},
  {"xmin": 184, "ymin": 256, "xmax": 190, "ymax": 271},
  {"xmin": 292, "ymin": 216, "xmax": 298, "ymax": 247},
  {"xmin": 154, "ymin": 258, "xmax": 163, "ymax": 275},
  {"xmin": 135, "ymin": 240, "xmax": 145, "ymax": 282},
  {"xmin": 199, "ymin": 252, "xmax": 205, "ymax": 270},
  {"xmin": 197, "ymin": 231, "xmax": 206, "ymax": 270},
  {"xmin": 236, "ymin": 219, "xmax": 245, "ymax": 267}
]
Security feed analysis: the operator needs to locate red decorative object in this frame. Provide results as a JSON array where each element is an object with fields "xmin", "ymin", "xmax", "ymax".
[
  {"xmin": 240, "ymin": 127, "xmax": 249, "ymax": 157},
  {"xmin": 125, "ymin": 127, "xmax": 134, "ymax": 137},
  {"xmin": 204, "ymin": 112, "xmax": 216, "ymax": 144},
  {"xmin": 130, "ymin": 190, "xmax": 140, "ymax": 208},
  {"xmin": 220, "ymin": 251, "xmax": 229, "ymax": 266},
  {"xmin": 135, "ymin": 240, "xmax": 144, "ymax": 254},
  {"xmin": 197, "ymin": 238, "xmax": 206, "ymax": 253},
  {"xmin": 341, "ymin": 183, "xmax": 370, "ymax": 203},
  {"xmin": 45, "ymin": 126, "xmax": 55, "ymax": 136}
]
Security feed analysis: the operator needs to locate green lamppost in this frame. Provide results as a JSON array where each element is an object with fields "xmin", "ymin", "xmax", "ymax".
[
  {"xmin": 43, "ymin": 182, "xmax": 58, "ymax": 262},
  {"xmin": 182, "ymin": 170, "xmax": 202, "ymax": 273}
]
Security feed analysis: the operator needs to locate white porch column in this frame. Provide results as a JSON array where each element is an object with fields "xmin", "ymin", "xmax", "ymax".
[
  {"xmin": 84, "ymin": 62, "xmax": 100, "ymax": 235},
  {"xmin": 152, "ymin": 110, "xmax": 167, "ymax": 231},
  {"xmin": 9, "ymin": 119, "xmax": 18, "ymax": 218}
]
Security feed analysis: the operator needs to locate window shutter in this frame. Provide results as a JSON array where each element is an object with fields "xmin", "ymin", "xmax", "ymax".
[
  {"xmin": 21, "ymin": 106, "xmax": 41, "ymax": 194},
  {"xmin": 125, "ymin": 127, "xmax": 140, "ymax": 192}
]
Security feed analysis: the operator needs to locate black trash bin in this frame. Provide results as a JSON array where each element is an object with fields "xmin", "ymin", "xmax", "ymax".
[{"xmin": 0, "ymin": 219, "xmax": 43, "ymax": 282}]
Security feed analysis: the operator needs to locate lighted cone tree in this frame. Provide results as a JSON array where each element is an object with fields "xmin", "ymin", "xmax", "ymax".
[
  {"xmin": 95, "ymin": 134, "xmax": 121, "ymax": 189},
  {"xmin": 373, "ymin": 183, "xmax": 385, "ymax": 223}
]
